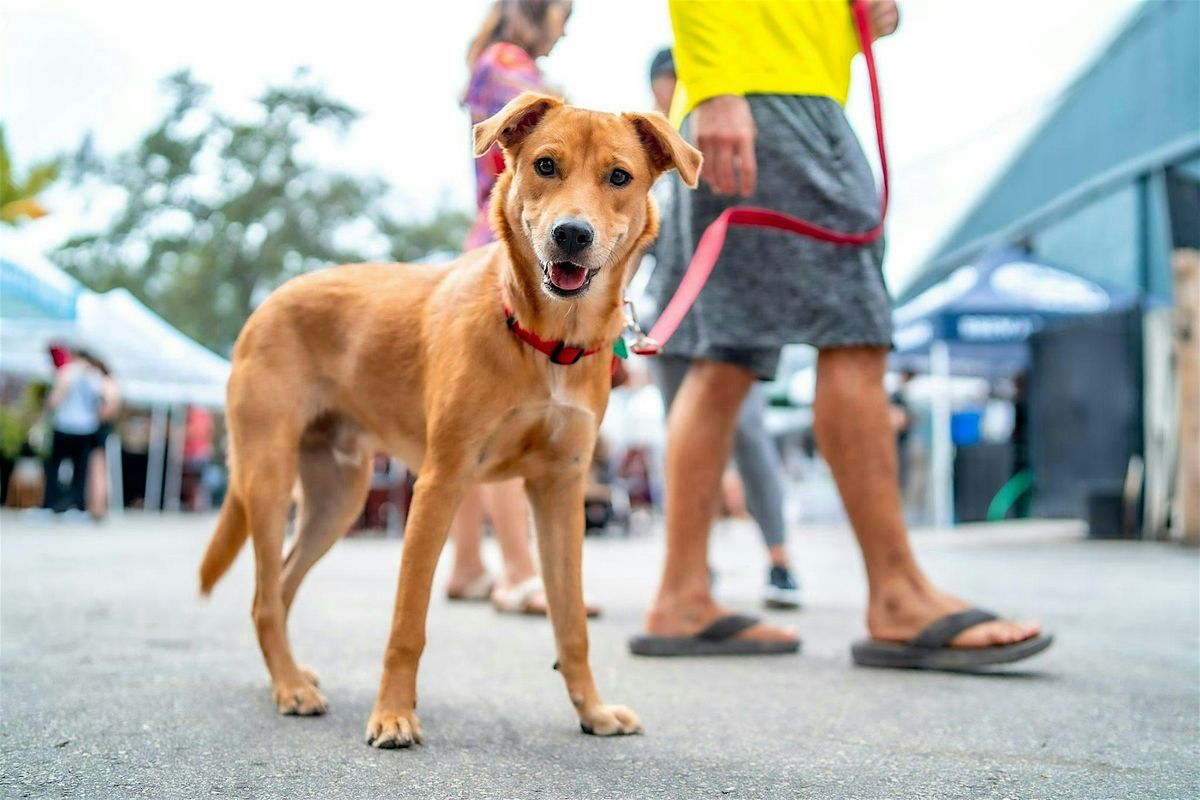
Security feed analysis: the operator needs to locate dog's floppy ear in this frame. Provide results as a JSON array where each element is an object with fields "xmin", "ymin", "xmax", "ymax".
[
  {"xmin": 473, "ymin": 92, "xmax": 563, "ymax": 156},
  {"xmin": 622, "ymin": 111, "xmax": 703, "ymax": 188}
]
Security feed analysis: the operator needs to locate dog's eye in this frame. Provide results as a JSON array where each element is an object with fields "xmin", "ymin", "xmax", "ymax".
[
  {"xmin": 609, "ymin": 168, "xmax": 632, "ymax": 187},
  {"xmin": 534, "ymin": 157, "xmax": 556, "ymax": 177}
]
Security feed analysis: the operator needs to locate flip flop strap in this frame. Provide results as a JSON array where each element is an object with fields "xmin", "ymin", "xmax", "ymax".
[
  {"xmin": 910, "ymin": 608, "xmax": 998, "ymax": 650},
  {"xmin": 696, "ymin": 614, "xmax": 759, "ymax": 641}
]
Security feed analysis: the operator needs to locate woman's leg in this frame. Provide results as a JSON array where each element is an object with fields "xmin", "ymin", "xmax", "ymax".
[
  {"xmin": 43, "ymin": 431, "xmax": 68, "ymax": 511},
  {"xmin": 445, "ymin": 485, "xmax": 490, "ymax": 596},
  {"xmin": 481, "ymin": 478, "xmax": 538, "ymax": 587},
  {"xmin": 66, "ymin": 434, "xmax": 90, "ymax": 512},
  {"xmin": 731, "ymin": 383, "xmax": 790, "ymax": 566},
  {"xmin": 87, "ymin": 443, "xmax": 109, "ymax": 520}
]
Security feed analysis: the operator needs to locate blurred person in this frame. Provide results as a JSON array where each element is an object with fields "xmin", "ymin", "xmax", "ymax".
[
  {"xmin": 644, "ymin": 47, "xmax": 802, "ymax": 610},
  {"xmin": 631, "ymin": 0, "xmax": 1051, "ymax": 667},
  {"xmin": 43, "ymin": 349, "xmax": 117, "ymax": 517},
  {"xmin": 84, "ymin": 356, "xmax": 120, "ymax": 519},
  {"xmin": 119, "ymin": 411, "xmax": 152, "ymax": 508},
  {"xmin": 447, "ymin": 0, "xmax": 597, "ymax": 616},
  {"xmin": 184, "ymin": 407, "xmax": 215, "ymax": 511},
  {"xmin": 648, "ymin": 47, "xmax": 676, "ymax": 115}
]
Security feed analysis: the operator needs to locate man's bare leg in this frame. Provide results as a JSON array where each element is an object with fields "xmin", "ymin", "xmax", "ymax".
[
  {"xmin": 815, "ymin": 346, "xmax": 1040, "ymax": 647},
  {"xmin": 643, "ymin": 360, "xmax": 797, "ymax": 643}
]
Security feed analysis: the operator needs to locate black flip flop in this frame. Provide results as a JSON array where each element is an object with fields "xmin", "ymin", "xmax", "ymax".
[
  {"xmin": 851, "ymin": 608, "xmax": 1053, "ymax": 671},
  {"xmin": 629, "ymin": 614, "xmax": 801, "ymax": 657}
]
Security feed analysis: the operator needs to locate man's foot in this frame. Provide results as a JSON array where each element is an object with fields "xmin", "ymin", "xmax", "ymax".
[
  {"xmin": 867, "ymin": 579, "xmax": 1041, "ymax": 649},
  {"xmin": 764, "ymin": 565, "xmax": 802, "ymax": 610},
  {"xmin": 643, "ymin": 591, "xmax": 799, "ymax": 647},
  {"xmin": 853, "ymin": 606, "xmax": 1052, "ymax": 670}
]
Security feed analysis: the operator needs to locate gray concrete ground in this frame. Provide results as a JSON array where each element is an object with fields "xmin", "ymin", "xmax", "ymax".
[{"xmin": 1, "ymin": 510, "xmax": 1197, "ymax": 799}]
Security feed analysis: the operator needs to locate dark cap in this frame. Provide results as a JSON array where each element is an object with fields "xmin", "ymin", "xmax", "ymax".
[{"xmin": 649, "ymin": 47, "xmax": 675, "ymax": 82}]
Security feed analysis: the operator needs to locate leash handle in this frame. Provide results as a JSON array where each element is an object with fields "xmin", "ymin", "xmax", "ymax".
[{"xmin": 633, "ymin": 0, "xmax": 889, "ymax": 356}]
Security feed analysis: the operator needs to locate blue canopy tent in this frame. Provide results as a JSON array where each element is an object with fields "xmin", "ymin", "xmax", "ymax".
[
  {"xmin": 892, "ymin": 246, "xmax": 1140, "ymax": 376},
  {"xmin": 890, "ymin": 247, "xmax": 1140, "ymax": 526}
]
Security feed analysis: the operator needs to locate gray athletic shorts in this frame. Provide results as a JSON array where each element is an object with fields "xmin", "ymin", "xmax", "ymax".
[{"xmin": 649, "ymin": 94, "xmax": 893, "ymax": 380}]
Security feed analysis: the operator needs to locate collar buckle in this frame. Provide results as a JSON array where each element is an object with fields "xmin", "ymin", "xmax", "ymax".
[{"xmin": 549, "ymin": 342, "xmax": 586, "ymax": 365}]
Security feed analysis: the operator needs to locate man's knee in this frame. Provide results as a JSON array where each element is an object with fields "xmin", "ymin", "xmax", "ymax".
[
  {"xmin": 818, "ymin": 345, "xmax": 888, "ymax": 390},
  {"xmin": 682, "ymin": 360, "xmax": 756, "ymax": 408}
]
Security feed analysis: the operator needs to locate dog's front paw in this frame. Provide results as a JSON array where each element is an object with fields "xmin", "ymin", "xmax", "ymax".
[
  {"xmin": 273, "ymin": 677, "xmax": 327, "ymax": 716},
  {"xmin": 579, "ymin": 704, "xmax": 643, "ymax": 736},
  {"xmin": 365, "ymin": 707, "xmax": 423, "ymax": 749}
]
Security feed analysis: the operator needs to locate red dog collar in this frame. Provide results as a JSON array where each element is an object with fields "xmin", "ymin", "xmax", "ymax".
[{"xmin": 502, "ymin": 304, "xmax": 603, "ymax": 366}]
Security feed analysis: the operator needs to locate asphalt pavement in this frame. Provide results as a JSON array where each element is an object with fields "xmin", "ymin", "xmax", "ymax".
[{"xmin": 1, "ymin": 510, "xmax": 1197, "ymax": 799}]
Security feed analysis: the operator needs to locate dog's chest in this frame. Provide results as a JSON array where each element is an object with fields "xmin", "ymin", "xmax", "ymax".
[
  {"xmin": 475, "ymin": 372, "xmax": 597, "ymax": 480},
  {"xmin": 534, "ymin": 371, "xmax": 597, "ymax": 451}
]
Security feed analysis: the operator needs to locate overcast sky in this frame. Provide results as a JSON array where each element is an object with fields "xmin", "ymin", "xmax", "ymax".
[{"xmin": 2, "ymin": 0, "xmax": 1138, "ymax": 293}]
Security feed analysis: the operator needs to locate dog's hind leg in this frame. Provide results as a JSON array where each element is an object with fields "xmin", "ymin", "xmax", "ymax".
[
  {"xmin": 243, "ymin": 440, "xmax": 329, "ymax": 717},
  {"xmin": 365, "ymin": 464, "xmax": 468, "ymax": 749},
  {"xmin": 527, "ymin": 471, "xmax": 642, "ymax": 736},
  {"xmin": 282, "ymin": 441, "xmax": 373, "ymax": 613}
]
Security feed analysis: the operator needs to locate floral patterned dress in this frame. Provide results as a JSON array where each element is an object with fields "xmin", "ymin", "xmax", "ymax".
[{"xmin": 463, "ymin": 42, "xmax": 546, "ymax": 250}]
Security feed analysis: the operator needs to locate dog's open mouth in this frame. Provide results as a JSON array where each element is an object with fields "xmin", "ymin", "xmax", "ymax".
[{"xmin": 543, "ymin": 261, "xmax": 598, "ymax": 297}]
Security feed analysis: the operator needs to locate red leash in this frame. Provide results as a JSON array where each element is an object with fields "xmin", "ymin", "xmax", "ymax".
[{"xmin": 631, "ymin": 0, "xmax": 889, "ymax": 356}]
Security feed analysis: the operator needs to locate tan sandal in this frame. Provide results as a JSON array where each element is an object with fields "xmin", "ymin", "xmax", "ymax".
[{"xmin": 491, "ymin": 577, "xmax": 601, "ymax": 617}]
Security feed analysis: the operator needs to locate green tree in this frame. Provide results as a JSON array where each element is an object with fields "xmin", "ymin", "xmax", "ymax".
[
  {"xmin": 0, "ymin": 124, "xmax": 60, "ymax": 225},
  {"xmin": 56, "ymin": 70, "xmax": 470, "ymax": 353}
]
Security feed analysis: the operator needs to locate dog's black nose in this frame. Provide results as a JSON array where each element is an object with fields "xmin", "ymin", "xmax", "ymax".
[{"xmin": 552, "ymin": 219, "xmax": 594, "ymax": 256}]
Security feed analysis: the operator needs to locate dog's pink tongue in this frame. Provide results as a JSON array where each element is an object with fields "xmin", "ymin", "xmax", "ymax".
[{"xmin": 549, "ymin": 262, "xmax": 588, "ymax": 291}]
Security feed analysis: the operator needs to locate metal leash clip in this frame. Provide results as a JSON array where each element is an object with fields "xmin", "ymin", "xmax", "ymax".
[{"xmin": 622, "ymin": 297, "xmax": 660, "ymax": 356}]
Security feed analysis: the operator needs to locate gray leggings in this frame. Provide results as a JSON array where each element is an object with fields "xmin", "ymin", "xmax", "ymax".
[{"xmin": 651, "ymin": 356, "xmax": 787, "ymax": 549}]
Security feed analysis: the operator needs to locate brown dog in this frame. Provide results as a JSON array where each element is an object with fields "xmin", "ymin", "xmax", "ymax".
[{"xmin": 198, "ymin": 92, "xmax": 701, "ymax": 748}]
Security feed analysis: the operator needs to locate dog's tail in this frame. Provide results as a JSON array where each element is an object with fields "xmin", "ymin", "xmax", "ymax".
[{"xmin": 199, "ymin": 491, "xmax": 248, "ymax": 596}]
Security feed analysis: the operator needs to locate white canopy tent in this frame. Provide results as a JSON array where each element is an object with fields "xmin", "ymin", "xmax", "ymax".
[
  {"xmin": 1, "ymin": 238, "xmax": 231, "ymax": 511},
  {"xmin": 0, "ymin": 242, "xmax": 230, "ymax": 408}
]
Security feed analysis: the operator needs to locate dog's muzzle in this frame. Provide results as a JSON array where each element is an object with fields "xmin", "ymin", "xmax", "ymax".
[{"xmin": 543, "ymin": 218, "xmax": 598, "ymax": 297}]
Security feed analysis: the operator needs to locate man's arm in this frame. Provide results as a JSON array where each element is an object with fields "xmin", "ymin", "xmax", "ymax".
[{"xmin": 692, "ymin": 95, "xmax": 757, "ymax": 199}]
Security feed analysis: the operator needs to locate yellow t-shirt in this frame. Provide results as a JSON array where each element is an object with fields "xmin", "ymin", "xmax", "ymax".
[{"xmin": 668, "ymin": 0, "xmax": 861, "ymax": 127}]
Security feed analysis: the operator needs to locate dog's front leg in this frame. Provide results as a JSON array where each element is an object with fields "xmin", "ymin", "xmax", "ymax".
[
  {"xmin": 527, "ymin": 472, "xmax": 643, "ymax": 736},
  {"xmin": 365, "ymin": 473, "xmax": 466, "ymax": 749}
]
